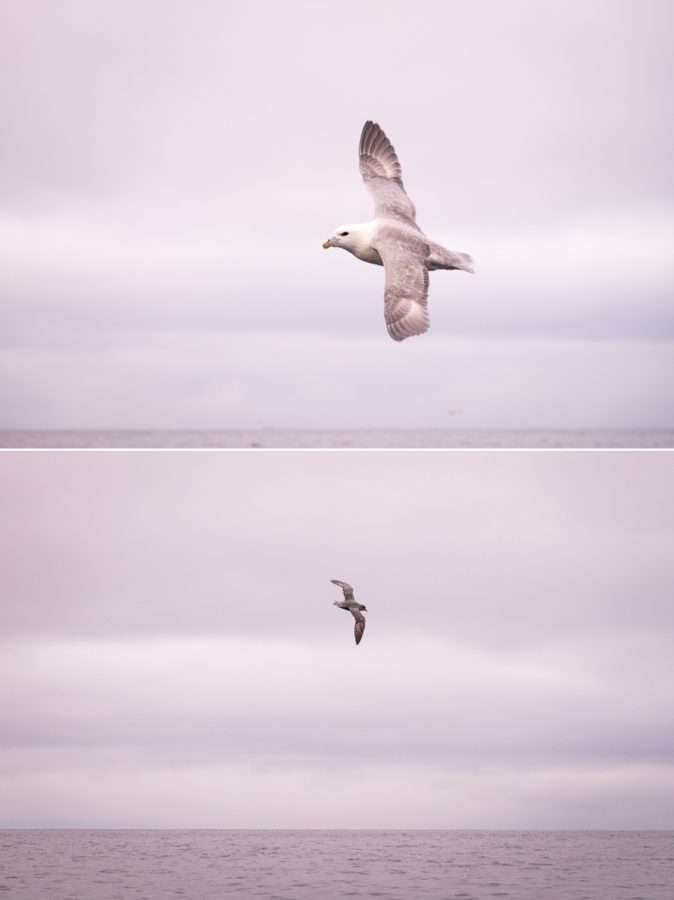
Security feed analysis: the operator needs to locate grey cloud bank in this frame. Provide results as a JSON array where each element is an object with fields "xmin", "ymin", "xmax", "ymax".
[
  {"xmin": 1, "ymin": 451, "xmax": 673, "ymax": 826},
  {"xmin": 1, "ymin": 0, "xmax": 673, "ymax": 429}
]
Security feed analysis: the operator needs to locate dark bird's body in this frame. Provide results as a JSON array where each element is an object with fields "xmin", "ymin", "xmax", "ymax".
[{"xmin": 330, "ymin": 579, "xmax": 367, "ymax": 645}]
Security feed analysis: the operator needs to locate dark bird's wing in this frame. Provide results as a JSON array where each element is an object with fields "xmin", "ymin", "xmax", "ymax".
[
  {"xmin": 372, "ymin": 226, "xmax": 430, "ymax": 341},
  {"xmin": 359, "ymin": 121, "xmax": 417, "ymax": 223},
  {"xmin": 330, "ymin": 579, "xmax": 354, "ymax": 602},
  {"xmin": 352, "ymin": 609, "xmax": 366, "ymax": 645}
]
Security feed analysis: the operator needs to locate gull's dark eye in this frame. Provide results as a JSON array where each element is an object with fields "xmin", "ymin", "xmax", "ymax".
[{"xmin": 340, "ymin": 231, "xmax": 349, "ymax": 236}]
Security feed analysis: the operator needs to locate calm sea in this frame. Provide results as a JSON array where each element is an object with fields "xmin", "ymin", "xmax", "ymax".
[
  {"xmin": 1, "ymin": 830, "xmax": 672, "ymax": 899},
  {"xmin": 1, "ymin": 429, "xmax": 673, "ymax": 449}
]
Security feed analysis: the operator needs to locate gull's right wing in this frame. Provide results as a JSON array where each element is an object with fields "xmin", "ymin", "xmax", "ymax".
[{"xmin": 330, "ymin": 579, "xmax": 355, "ymax": 602}]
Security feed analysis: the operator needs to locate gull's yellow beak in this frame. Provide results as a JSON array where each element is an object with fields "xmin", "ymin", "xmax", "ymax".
[{"xmin": 322, "ymin": 240, "xmax": 332, "ymax": 249}]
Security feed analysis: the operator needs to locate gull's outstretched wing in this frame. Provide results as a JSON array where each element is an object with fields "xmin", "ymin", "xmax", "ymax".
[
  {"xmin": 330, "ymin": 579, "xmax": 354, "ymax": 602},
  {"xmin": 359, "ymin": 121, "xmax": 417, "ymax": 223},
  {"xmin": 352, "ymin": 609, "xmax": 366, "ymax": 645},
  {"xmin": 372, "ymin": 227, "xmax": 430, "ymax": 341}
]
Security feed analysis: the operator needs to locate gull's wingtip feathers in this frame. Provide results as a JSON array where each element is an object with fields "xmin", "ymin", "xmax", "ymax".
[
  {"xmin": 359, "ymin": 119, "xmax": 378, "ymax": 143},
  {"xmin": 330, "ymin": 579, "xmax": 353, "ymax": 589},
  {"xmin": 359, "ymin": 121, "xmax": 403, "ymax": 185}
]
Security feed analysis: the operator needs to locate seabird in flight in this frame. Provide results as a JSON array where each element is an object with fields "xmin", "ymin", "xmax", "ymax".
[
  {"xmin": 322, "ymin": 121, "xmax": 474, "ymax": 341},
  {"xmin": 330, "ymin": 579, "xmax": 367, "ymax": 645}
]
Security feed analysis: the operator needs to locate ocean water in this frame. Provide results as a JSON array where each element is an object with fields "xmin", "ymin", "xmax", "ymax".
[
  {"xmin": 1, "ymin": 830, "xmax": 672, "ymax": 900},
  {"xmin": 1, "ymin": 429, "xmax": 673, "ymax": 449}
]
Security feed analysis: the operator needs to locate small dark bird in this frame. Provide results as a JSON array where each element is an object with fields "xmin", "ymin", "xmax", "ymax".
[{"xmin": 330, "ymin": 579, "xmax": 367, "ymax": 645}]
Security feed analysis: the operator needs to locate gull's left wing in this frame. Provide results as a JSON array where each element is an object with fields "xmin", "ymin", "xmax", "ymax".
[
  {"xmin": 359, "ymin": 121, "xmax": 417, "ymax": 223},
  {"xmin": 352, "ymin": 610, "xmax": 366, "ymax": 645}
]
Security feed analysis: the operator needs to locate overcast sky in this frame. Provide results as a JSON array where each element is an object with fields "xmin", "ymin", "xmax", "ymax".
[
  {"xmin": 1, "ymin": 450, "xmax": 673, "ymax": 827},
  {"xmin": 1, "ymin": 0, "xmax": 673, "ymax": 430}
]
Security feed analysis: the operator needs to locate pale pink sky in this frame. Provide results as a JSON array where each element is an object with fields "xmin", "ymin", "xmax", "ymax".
[
  {"xmin": 0, "ymin": 0, "xmax": 673, "ymax": 428},
  {"xmin": 1, "ymin": 451, "xmax": 673, "ymax": 827}
]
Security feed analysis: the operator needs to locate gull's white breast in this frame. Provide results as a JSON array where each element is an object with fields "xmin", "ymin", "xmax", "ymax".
[{"xmin": 351, "ymin": 222, "xmax": 382, "ymax": 266}]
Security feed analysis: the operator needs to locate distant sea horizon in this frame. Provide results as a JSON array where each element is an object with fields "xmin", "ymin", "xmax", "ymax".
[
  {"xmin": 2, "ymin": 829, "xmax": 672, "ymax": 899},
  {"xmin": 2, "ymin": 428, "xmax": 673, "ymax": 449}
]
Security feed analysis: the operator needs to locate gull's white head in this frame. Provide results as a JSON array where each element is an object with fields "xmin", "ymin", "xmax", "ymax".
[{"xmin": 322, "ymin": 224, "xmax": 365, "ymax": 254}]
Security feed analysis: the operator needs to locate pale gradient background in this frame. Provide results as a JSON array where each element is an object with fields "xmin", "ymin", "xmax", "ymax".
[
  {"xmin": 1, "ymin": 0, "xmax": 673, "ymax": 430},
  {"xmin": 1, "ymin": 450, "xmax": 673, "ymax": 827}
]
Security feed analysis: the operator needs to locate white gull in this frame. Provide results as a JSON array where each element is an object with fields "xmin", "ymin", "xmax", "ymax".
[{"xmin": 323, "ymin": 121, "xmax": 474, "ymax": 341}]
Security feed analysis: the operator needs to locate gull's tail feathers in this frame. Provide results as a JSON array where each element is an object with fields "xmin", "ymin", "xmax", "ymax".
[
  {"xmin": 451, "ymin": 251, "xmax": 474, "ymax": 273},
  {"xmin": 426, "ymin": 243, "xmax": 475, "ymax": 273}
]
